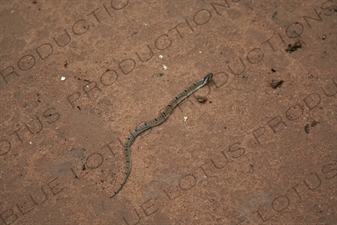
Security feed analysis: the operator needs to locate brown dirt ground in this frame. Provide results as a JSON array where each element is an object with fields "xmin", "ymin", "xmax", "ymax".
[{"xmin": 0, "ymin": 0, "xmax": 336, "ymax": 224}]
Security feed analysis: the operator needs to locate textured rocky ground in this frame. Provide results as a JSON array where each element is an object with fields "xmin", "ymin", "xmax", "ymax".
[{"xmin": 0, "ymin": 1, "xmax": 336, "ymax": 224}]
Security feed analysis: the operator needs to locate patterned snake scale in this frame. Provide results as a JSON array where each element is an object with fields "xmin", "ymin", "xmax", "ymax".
[{"xmin": 110, "ymin": 73, "xmax": 213, "ymax": 197}]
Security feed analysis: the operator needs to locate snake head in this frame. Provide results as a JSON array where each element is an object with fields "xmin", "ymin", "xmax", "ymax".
[{"xmin": 201, "ymin": 73, "xmax": 213, "ymax": 84}]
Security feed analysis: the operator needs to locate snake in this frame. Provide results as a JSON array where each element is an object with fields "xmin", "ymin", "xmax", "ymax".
[{"xmin": 110, "ymin": 73, "xmax": 213, "ymax": 198}]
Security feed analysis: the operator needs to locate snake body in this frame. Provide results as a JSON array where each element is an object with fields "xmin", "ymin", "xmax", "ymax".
[{"xmin": 110, "ymin": 73, "xmax": 213, "ymax": 197}]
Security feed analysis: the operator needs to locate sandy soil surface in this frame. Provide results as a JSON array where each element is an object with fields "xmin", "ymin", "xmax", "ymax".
[{"xmin": 0, "ymin": 0, "xmax": 336, "ymax": 224}]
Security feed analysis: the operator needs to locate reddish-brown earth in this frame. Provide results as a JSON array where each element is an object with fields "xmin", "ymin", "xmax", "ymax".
[{"xmin": 0, "ymin": 1, "xmax": 336, "ymax": 224}]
